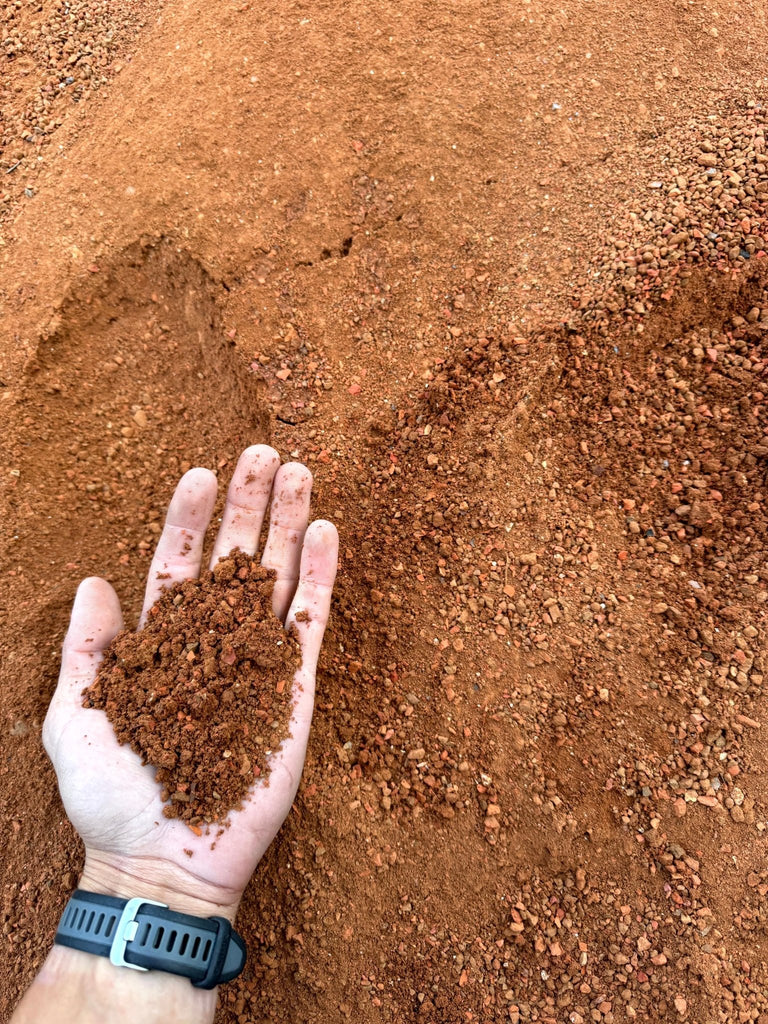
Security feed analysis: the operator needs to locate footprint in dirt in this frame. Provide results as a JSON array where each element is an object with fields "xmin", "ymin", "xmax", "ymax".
[{"xmin": 2, "ymin": 237, "xmax": 269, "ymax": 710}]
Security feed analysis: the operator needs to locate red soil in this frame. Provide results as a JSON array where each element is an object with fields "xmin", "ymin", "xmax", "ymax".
[{"xmin": 3, "ymin": 1, "xmax": 768, "ymax": 1022}]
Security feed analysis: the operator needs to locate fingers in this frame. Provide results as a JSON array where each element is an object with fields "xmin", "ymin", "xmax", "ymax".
[
  {"xmin": 261, "ymin": 462, "xmax": 314, "ymax": 622},
  {"xmin": 286, "ymin": 519, "xmax": 339, "ymax": 674},
  {"xmin": 45, "ymin": 577, "xmax": 124, "ymax": 734},
  {"xmin": 139, "ymin": 468, "xmax": 218, "ymax": 626},
  {"xmin": 209, "ymin": 445, "xmax": 280, "ymax": 568}
]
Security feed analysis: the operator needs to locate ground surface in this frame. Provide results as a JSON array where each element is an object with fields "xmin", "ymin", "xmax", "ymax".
[{"xmin": 2, "ymin": 1, "xmax": 768, "ymax": 1022}]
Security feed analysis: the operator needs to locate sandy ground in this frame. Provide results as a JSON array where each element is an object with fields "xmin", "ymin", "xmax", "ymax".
[{"xmin": 3, "ymin": 1, "xmax": 768, "ymax": 1021}]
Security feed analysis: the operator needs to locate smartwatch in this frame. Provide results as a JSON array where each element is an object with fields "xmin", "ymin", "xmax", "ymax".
[{"xmin": 54, "ymin": 890, "xmax": 246, "ymax": 989}]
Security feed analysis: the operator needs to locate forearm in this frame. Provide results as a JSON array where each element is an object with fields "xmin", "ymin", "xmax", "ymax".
[
  {"xmin": 12, "ymin": 856, "xmax": 241, "ymax": 1024},
  {"xmin": 12, "ymin": 942, "xmax": 219, "ymax": 1024},
  {"xmin": 12, "ymin": 944, "xmax": 218, "ymax": 1024}
]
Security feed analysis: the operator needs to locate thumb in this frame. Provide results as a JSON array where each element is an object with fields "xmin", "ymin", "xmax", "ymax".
[{"xmin": 47, "ymin": 577, "xmax": 124, "ymax": 729}]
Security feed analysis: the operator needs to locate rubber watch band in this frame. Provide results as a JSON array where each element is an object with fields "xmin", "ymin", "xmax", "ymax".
[{"xmin": 54, "ymin": 889, "xmax": 246, "ymax": 989}]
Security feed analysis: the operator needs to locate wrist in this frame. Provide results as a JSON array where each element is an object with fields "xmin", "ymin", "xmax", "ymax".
[{"xmin": 80, "ymin": 850, "xmax": 242, "ymax": 924}]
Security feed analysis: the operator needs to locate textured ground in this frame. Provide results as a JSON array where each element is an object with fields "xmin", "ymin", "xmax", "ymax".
[{"xmin": 3, "ymin": 1, "xmax": 768, "ymax": 1022}]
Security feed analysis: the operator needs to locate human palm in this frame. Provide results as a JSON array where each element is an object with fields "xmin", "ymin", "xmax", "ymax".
[{"xmin": 42, "ymin": 446, "xmax": 338, "ymax": 917}]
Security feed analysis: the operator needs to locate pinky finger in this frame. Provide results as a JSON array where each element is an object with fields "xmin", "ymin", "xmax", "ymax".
[
  {"xmin": 285, "ymin": 519, "xmax": 339, "ymax": 676},
  {"xmin": 271, "ymin": 520, "xmax": 338, "ymax": 786}
]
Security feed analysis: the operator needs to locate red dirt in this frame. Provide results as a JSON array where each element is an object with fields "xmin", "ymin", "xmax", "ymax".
[
  {"xmin": 83, "ymin": 552, "xmax": 300, "ymax": 826},
  {"xmin": 3, "ymin": 1, "xmax": 768, "ymax": 1022}
]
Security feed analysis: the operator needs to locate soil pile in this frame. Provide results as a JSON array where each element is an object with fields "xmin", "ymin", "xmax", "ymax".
[
  {"xmin": 0, "ymin": 0, "xmax": 154, "ymax": 217},
  {"xmin": 84, "ymin": 552, "xmax": 300, "ymax": 826},
  {"xmin": 3, "ymin": 1, "xmax": 768, "ymax": 1022},
  {"xmin": 571, "ymin": 104, "xmax": 768, "ymax": 333}
]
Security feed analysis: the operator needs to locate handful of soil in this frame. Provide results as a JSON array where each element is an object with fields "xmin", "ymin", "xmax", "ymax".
[{"xmin": 83, "ymin": 550, "xmax": 301, "ymax": 829}]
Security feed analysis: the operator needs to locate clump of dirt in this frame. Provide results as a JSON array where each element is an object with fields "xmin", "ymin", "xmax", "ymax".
[{"xmin": 83, "ymin": 551, "xmax": 301, "ymax": 827}]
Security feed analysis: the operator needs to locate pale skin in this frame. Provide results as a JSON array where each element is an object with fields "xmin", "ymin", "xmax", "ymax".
[{"xmin": 12, "ymin": 445, "xmax": 339, "ymax": 1024}]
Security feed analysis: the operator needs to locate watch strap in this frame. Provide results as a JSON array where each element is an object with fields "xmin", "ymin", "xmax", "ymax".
[{"xmin": 55, "ymin": 889, "xmax": 246, "ymax": 989}]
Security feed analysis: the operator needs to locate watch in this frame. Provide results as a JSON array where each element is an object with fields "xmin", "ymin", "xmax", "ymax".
[{"xmin": 54, "ymin": 889, "xmax": 246, "ymax": 989}]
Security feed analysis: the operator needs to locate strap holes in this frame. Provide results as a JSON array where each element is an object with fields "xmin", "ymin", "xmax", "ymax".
[
  {"xmin": 153, "ymin": 926, "xmax": 165, "ymax": 950},
  {"xmin": 203, "ymin": 939, "xmax": 212, "ymax": 961},
  {"xmin": 86, "ymin": 911, "xmax": 95, "ymax": 932},
  {"xmin": 191, "ymin": 936, "xmax": 201, "ymax": 959},
  {"xmin": 166, "ymin": 929, "xmax": 178, "ymax": 952},
  {"xmin": 77, "ymin": 908, "xmax": 87, "ymax": 929},
  {"xmin": 105, "ymin": 915, "xmax": 116, "ymax": 939},
  {"xmin": 139, "ymin": 922, "xmax": 151, "ymax": 946},
  {"xmin": 179, "ymin": 934, "xmax": 189, "ymax": 956}
]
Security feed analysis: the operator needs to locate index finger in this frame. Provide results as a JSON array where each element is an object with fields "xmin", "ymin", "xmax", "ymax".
[{"xmin": 139, "ymin": 467, "xmax": 218, "ymax": 627}]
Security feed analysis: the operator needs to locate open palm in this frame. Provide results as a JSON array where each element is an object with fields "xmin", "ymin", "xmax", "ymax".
[{"xmin": 42, "ymin": 445, "xmax": 338, "ymax": 918}]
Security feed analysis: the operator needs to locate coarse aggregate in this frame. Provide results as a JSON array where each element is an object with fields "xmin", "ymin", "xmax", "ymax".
[{"xmin": 2, "ymin": 3, "xmax": 768, "ymax": 1022}]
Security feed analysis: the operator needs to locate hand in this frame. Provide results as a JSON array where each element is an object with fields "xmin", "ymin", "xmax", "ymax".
[{"xmin": 42, "ymin": 445, "xmax": 338, "ymax": 921}]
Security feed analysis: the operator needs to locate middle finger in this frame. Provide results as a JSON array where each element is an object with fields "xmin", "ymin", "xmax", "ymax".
[
  {"xmin": 209, "ymin": 445, "xmax": 280, "ymax": 567},
  {"xmin": 261, "ymin": 461, "xmax": 313, "ymax": 622}
]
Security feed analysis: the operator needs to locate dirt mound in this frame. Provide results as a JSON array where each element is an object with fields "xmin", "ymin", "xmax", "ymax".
[
  {"xmin": 0, "ymin": 0, "xmax": 155, "ymax": 219},
  {"xmin": 4, "ymin": 234, "xmax": 267, "ymax": 617},
  {"xmin": 3, "ymin": 2, "xmax": 768, "ymax": 1021},
  {"xmin": 570, "ymin": 100, "xmax": 768, "ymax": 334}
]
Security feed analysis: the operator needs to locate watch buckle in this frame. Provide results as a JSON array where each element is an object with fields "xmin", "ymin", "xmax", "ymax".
[{"xmin": 109, "ymin": 897, "xmax": 167, "ymax": 971}]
